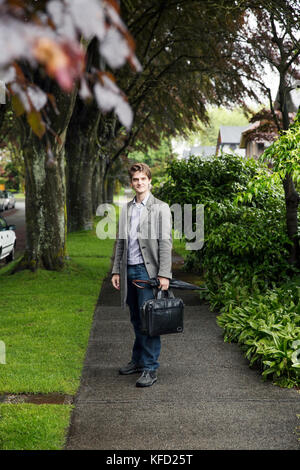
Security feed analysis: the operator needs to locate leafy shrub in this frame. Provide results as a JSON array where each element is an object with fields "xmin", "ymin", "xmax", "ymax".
[
  {"xmin": 154, "ymin": 153, "xmax": 300, "ymax": 387},
  {"xmin": 261, "ymin": 110, "xmax": 300, "ymax": 181},
  {"xmin": 216, "ymin": 278, "xmax": 300, "ymax": 388},
  {"xmin": 155, "ymin": 153, "xmax": 291, "ymax": 290}
]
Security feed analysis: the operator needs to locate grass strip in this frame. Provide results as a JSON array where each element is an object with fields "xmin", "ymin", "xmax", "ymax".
[
  {"xmin": 0, "ymin": 211, "xmax": 118, "ymax": 450},
  {"xmin": 0, "ymin": 403, "xmax": 73, "ymax": 450},
  {"xmin": 10, "ymin": 192, "xmax": 25, "ymax": 199},
  {"xmin": 0, "ymin": 214, "xmax": 117, "ymax": 394}
]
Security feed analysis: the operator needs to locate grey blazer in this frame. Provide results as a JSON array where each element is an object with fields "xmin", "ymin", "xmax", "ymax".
[{"xmin": 111, "ymin": 192, "xmax": 173, "ymax": 309}]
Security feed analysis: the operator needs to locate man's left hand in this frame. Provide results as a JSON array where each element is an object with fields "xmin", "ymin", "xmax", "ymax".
[{"xmin": 157, "ymin": 277, "xmax": 169, "ymax": 290}]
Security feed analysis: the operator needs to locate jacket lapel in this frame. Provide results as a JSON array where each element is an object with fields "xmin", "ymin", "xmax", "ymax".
[
  {"xmin": 125, "ymin": 198, "xmax": 134, "ymax": 248},
  {"xmin": 139, "ymin": 192, "xmax": 154, "ymax": 228}
]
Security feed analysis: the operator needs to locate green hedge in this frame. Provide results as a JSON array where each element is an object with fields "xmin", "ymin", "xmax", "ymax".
[
  {"xmin": 154, "ymin": 153, "xmax": 300, "ymax": 387},
  {"xmin": 216, "ymin": 278, "xmax": 300, "ymax": 388}
]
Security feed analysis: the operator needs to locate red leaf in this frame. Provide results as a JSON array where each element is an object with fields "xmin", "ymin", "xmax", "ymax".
[
  {"xmin": 33, "ymin": 37, "xmax": 85, "ymax": 92},
  {"xmin": 105, "ymin": 0, "xmax": 121, "ymax": 14}
]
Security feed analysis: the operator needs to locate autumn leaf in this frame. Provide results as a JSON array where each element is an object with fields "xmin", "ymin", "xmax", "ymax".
[
  {"xmin": 33, "ymin": 37, "xmax": 85, "ymax": 91},
  {"xmin": 27, "ymin": 110, "xmax": 46, "ymax": 138},
  {"xmin": 11, "ymin": 94, "xmax": 25, "ymax": 116},
  {"xmin": 105, "ymin": 0, "xmax": 121, "ymax": 14}
]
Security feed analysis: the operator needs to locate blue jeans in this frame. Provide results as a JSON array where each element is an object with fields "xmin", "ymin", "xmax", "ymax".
[{"xmin": 126, "ymin": 263, "xmax": 161, "ymax": 371}]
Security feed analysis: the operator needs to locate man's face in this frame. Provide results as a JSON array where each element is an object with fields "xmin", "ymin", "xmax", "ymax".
[{"xmin": 130, "ymin": 171, "xmax": 151, "ymax": 194}]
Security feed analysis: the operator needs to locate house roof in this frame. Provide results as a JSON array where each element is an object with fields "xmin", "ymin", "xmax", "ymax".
[
  {"xmin": 219, "ymin": 125, "xmax": 249, "ymax": 144},
  {"xmin": 240, "ymin": 120, "xmax": 279, "ymax": 148}
]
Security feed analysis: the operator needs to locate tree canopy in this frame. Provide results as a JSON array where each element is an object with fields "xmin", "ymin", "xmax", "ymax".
[
  {"xmin": 1, "ymin": 0, "xmax": 300, "ymax": 271},
  {"xmin": 0, "ymin": 0, "xmax": 141, "ymax": 142}
]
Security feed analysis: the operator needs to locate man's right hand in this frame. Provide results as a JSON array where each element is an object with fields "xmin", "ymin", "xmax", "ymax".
[{"xmin": 112, "ymin": 274, "xmax": 120, "ymax": 290}]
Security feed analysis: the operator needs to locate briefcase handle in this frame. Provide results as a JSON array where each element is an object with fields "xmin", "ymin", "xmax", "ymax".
[
  {"xmin": 156, "ymin": 289, "xmax": 175, "ymax": 299},
  {"xmin": 131, "ymin": 279, "xmax": 174, "ymax": 298}
]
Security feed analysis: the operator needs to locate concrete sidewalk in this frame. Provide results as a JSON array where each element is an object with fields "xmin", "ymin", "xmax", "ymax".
[{"xmin": 65, "ymin": 254, "xmax": 300, "ymax": 450}]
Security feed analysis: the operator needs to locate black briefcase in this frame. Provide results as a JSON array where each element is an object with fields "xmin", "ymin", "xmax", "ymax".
[{"xmin": 140, "ymin": 289, "xmax": 184, "ymax": 337}]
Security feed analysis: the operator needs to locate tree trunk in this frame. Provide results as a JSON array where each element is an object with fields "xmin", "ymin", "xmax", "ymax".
[
  {"xmin": 65, "ymin": 37, "xmax": 108, "ymax": 231},
  {"xmin": 12, "ymin": 82, "xmax": 77, "ymax": 273},
  {"xmin": 92, "ymin": 159, "xmax": 101, "ymax": 215},
  {"xmin": 278, "ymin": 83, "xmax": 290, "ymax": 131},
  {"xmin": 278, "ymin": 79, "xmax": 300, "ymax": 267},
  {"xmin": 65, "ymin": 100, "xmax": 101, "ymax": 232},
  {"xmin": 283, "ymin": 173, "xmax": 300, "ymax": 267},
  {"xmin": 98, "ymin": 155, "xmax": 107, "ymax": 205},
  {"xmin": 66, "ymin": 146, "xmax": 98, "ymax": 231},
  {"xmin": 106, "ymin": 174, "xmax": 115, "ymax": 203},
  {"xmin": 13, "ymin": 134, "xmax": 67, "ymax": 272},
  {"xmin": 101, "ymin": 158, "xmax": 110, "ymax": 203}
]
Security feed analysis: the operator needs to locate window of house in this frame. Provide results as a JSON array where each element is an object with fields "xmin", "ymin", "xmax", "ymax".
[{"xmin": 257, "ymin": 143, "xmax": 265, "ymax": 153}]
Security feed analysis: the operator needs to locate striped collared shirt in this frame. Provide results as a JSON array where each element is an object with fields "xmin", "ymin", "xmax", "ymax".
[{"xmin": 127, "ymin": 192, "xmax": 150, "ymax": 265}]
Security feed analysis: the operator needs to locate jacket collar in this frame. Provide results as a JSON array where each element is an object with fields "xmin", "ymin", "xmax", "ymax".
[
  {"xmin": 133, "ymin": 191, "xmax": 150, "ymax": 206},
  {"xmin": 129, "ymin": 191, "xmax": 154, "ymax": 208}
]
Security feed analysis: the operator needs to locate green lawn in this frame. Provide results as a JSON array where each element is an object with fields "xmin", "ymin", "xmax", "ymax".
[
  {"xmin": 0, "ymin": 404, "xmax": 73, "ymax": 450},
  {"xmin": 11, "ymin": 192, "xmax": 25, "ymax": 199},
  {"xmin": 0, "ymin": 213, "xmax": 117, "ymax": 449}
]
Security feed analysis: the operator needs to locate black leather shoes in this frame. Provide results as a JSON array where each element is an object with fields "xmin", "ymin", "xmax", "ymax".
[
  {"xmin": 136, "ymin": 370, "xmax": 157, "ymax": 387},
  {"xmin": 119, "ymin": 361, "xmax": 143, "ymax": 375}
]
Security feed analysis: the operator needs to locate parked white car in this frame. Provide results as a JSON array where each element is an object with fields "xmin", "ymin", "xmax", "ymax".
[
  {"xmin": 2, "ymin": 191, "xmax": 16, "ymax": 210},
  {"xmin": 0, "ymin": 216, "xmax": 16, "ymax": 263},
  {"xmin": 0, "ymin": 191, "xmax": 5, "ymax": 212}
]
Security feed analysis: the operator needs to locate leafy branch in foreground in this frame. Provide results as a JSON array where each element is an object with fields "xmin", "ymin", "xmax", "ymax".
[
  {"xmin": 0, "ymin": 0, "xmax": 141, "ymax": 144},
  {"xmin": 260, "ymin": 111, "xmax": 300, "ymax": 267},
  {"xmin": 217, "ymin": 280, "xmax": 300, "ymax": 388},
  {"xmin": 261, "ymin": 112, "xmax": 300, "ymax": 182}
]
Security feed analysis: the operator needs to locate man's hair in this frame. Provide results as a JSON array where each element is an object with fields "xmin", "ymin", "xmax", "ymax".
[{"xmin": 128, "ymin": 162, "xmax": 152, "ymax": 181}]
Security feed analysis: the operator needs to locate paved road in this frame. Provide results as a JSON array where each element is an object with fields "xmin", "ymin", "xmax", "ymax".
[
  {"xmin": 65, "ymin": 252, "xmax": 300, "ymax": 450},
  {"xmin": 0, "ymin": 199, "xmax": 26, "ymax": 263}
]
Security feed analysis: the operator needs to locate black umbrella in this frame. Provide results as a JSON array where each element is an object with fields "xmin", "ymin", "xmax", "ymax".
[{"xmin": 132, "ymin": 278, "xmax": 208, "ymax": 291}]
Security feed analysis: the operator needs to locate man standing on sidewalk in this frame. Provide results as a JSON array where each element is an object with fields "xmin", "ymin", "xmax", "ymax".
[{"xmin": 111, "ymin": 162, "xmax": 172, "ymax": 387}]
